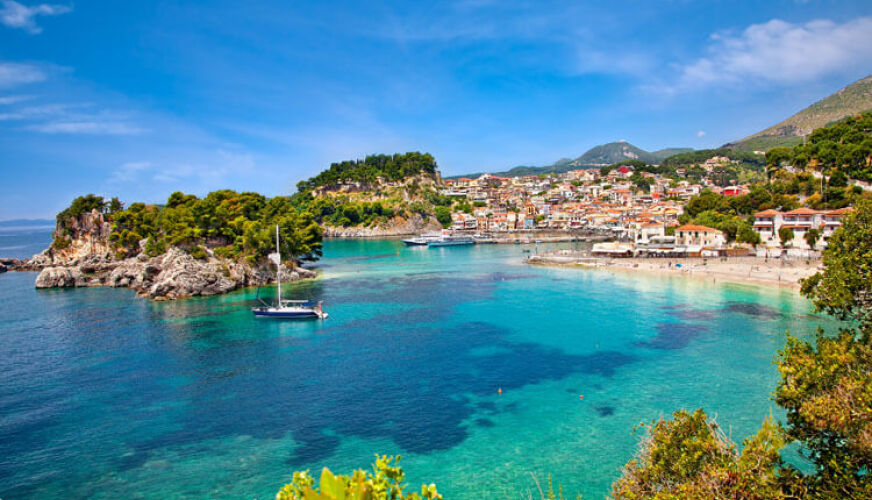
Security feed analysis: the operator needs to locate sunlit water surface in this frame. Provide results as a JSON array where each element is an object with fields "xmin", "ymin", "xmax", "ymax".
[{"xmin": 0, "ymin": 237, "xmax": 836, "ymax": 499}]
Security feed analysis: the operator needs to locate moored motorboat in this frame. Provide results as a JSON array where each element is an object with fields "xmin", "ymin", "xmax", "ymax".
[
  {"xmin": 472, "ymin": 233, "xmax": 496, "ymax": 244},
  {"xmin": 402, "ymin": 232, "xmax": 442, "ymax": 246},
  {"xmin": 428, "ymin": 233, "xmax": 475, "ymax": 247}
]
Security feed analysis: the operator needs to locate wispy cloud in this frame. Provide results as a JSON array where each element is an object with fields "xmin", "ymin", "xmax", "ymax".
[
  {"xmin": 0, "ymin": 0, "xmax": 71, "ymax": 34},
  {"xmin": 27, "ymin": 120, "xmax": 145, "ymax": 135},
  {"xmin": 108, "ymin": 151, "xmax": 256, "ymax": 189},
  {"xmin": 0, "ymin": 94, "xmax": 33, "ymax": 105},
  {"xmin": 0, "ymin": 62, "xmax": 46, "ymax": 88},
  {"xmin": 653, "ymin": 17, "xmax": 872, "ymax": 94},
  {"xmin": 0, "ymin": 97, "xmax": 145, "ymax": 135}
]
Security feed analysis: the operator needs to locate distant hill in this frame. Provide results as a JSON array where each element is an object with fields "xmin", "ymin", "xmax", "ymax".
[
  {"xmin": 0, "ymin": 219, "xmax": 55, "ymax": 228},
  {"xmin": 650, "ymin": 148, "xmax": 694, "ymax": 161},
  {"xmin": 574, "ymin": 141, "xmax": 658, "ymax": 165},
  {"xmin": 448, "ymin": 142, "xmax": 692, "ymax": 179},
  {"xmin": 726, "ymin": 75, "xmax": 872, "ymax": 152}
]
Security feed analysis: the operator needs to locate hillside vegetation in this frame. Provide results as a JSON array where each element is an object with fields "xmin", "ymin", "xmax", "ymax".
[
  {"xmin": 292, "ymin": 152, "xmax": 451, "ymax": 230},
  {"xmin": 296, "ymin": 152, "xmax": 438, "ymax": 193},
  {"xmin": 728, "ymin": 75, "xmax": 872, "ymax": 151},
  {"xmin": 766, "ymin": 111, "xmax": 872, "ymax": 182}
]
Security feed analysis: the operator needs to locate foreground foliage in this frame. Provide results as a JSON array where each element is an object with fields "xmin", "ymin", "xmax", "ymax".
[
  {"xmin": 801, "ymin": 198, "xmax": 872, "ymax": 329},
  {"xmin": 612, "ymin": 410, "xmax": 789, "ymax": 500},
  {"xmin": 276, "ymin": 456, "xmax": 440, "ymax": 500}
]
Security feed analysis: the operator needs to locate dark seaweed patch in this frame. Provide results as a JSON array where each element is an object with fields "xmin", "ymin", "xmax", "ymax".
[
  {"xmin": 634, "ymin": 323, "xmax": 709, "ymax": 350},
  {"xmin": 721, "ymin": 302, "xmax": 782, "ymax": 320},
  {"xmin": 594, "ymin": 406, "xmax": 615, "ymax": 417}
]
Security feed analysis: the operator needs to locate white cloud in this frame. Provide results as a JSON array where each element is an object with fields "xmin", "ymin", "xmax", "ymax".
[
  {"xmin": 696, "ymin": 130, "xmax": 706, "ymax": 138},
  {"xmin": 0, "ymin": 94, "xmax": 32, "ymax": 105},
  {"xmin": 110, "ymin": 161, "xmax": 152, "ymax": 183},
  {"xmin": 27, "ymin": 120, "xmax": 145, "ymax": 135},
  {"xmin": 657, "ymin": 17, "xmax": 872, "ymax": 93},
  {"xmin": 0, "ymin": 62, "xmax": 46, "ymax": 88},
  {"xmin": 109, "ymin": 151, "xmax": 255, "ymax": 188},
  {"xmin": 0, "ymin": 0, "xmax": 71, "ymax": 34}
]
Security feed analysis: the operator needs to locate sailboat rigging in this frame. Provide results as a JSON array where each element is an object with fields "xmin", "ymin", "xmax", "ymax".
[{"xmin": 251, "ymin": 224, "xmax": 327, "ymax": 319}]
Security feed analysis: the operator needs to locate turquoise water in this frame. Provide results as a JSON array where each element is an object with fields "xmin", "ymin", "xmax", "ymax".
[{"xmin": 0, "ymin": 238, "xmax": 837, "ymax": 499}]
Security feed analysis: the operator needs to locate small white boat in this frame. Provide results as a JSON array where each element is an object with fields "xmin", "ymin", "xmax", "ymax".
[
  {"xmin": 252, "ymin": 225, "xmax": 328, "ymax": 320},
  {"xmin": 402, "ymin": 232, "xmax": 442, "ymax": 246}
]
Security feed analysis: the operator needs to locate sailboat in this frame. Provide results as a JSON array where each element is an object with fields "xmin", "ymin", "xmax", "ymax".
[{"xmin": 252, "ymin": 225, "xmax": 328, "ymax": 319}]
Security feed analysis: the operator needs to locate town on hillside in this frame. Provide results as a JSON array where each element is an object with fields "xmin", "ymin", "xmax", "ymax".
[{"xmin": 439, "ymin": 157, "xmax": 855, "ymax": 259}]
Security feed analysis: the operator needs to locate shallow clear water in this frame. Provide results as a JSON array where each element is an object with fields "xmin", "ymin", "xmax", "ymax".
[{"xmin": 0, "ymin": 238, "xmax": 837, "ymax": 499}]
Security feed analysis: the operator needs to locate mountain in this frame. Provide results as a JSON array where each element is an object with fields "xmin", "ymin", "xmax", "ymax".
[
  {"xmin": 573, "ymin": 141, "xmax": 658, "ymax": 165},
  {"xmin": 447, "ymin": 143, "xmax": 692, "ymax": 179},
  {"xmin": 727, "ymin": 75, "xmax": 872, "ymax": 152}
]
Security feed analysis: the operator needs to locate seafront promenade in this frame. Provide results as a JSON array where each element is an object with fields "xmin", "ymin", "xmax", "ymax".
[{"xmin": 527, "ymin": 251, "xmax": 819, "ymax": 289}]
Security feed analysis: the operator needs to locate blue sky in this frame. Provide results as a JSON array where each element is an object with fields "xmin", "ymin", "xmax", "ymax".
[{"xmin": 1, "ymin": 0, "xmax": 871, "ymax": 219}]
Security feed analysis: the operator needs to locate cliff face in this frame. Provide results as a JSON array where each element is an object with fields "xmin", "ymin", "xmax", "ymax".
[
  {"xmin": 25, "ymin": 209, "xmax": 114, "ymax": 268},
  {"xmin": 312, "ymin": 172, "xmax": 443, "ymax": 200},
  {"xmin": 323, "ymin": 213, "xmax": 443, "ymax": 238},
  {"xmin": 26, "ymin": 210, "xmax": 316, "ymax": 300}
]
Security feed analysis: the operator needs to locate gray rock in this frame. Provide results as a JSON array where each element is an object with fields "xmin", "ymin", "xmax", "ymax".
[
  {"xmin": 32, "ymin": 241, "xmax": 317, "ymax": 300},
  {"xmin": 35, "ymin": 266, "xmax": 87, "ymax": 288}
]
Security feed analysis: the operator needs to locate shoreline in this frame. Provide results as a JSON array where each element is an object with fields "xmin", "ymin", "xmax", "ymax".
[{"xmin": 527, "ymin": 254, "xmax": 820, "ymax": 290}]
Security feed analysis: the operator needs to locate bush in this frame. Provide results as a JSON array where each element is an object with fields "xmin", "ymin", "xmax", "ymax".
[
  {"xmin": 276, "ymin": 455, "xmax": 440, "ymax": 500},
  {"xmin": 188, "ymin": 246, "xmax": 208, "ymax": 260}
]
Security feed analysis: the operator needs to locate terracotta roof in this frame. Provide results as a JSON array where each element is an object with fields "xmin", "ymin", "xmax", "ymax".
[
  {"xmin": 754, "ymin": 209, "xmax": 780, "ymax": 217},
  {"xmin": 676, "ymin": 224, "xmax": 720, "ymax": 232},
  {"xmin": 784, "ymin": 207, "xmax": 818, "ymax": 216},
  {"xmin": 825, "ymin": 207, "xmax": 853, "ymax": 215}
]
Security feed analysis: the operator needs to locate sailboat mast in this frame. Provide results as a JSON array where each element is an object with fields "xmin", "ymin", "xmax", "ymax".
[{"xmin": 275, "ymin": 224, "xmax": 281, "ymax": 306}]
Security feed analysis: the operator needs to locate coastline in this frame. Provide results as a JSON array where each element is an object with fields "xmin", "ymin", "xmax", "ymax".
[{"xmin": 527, "ymin": 254, "xmax": 820, "ymax": 290}]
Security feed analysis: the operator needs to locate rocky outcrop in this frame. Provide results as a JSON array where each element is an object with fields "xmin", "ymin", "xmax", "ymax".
[
  {"xmin": 324, "ymin": 213, "xmax": 443, "ymax": 238},
  {"xmin": 35, "ymin": 247, "xmax": 317, "ymax": 300},
  {"xmin": 27, "ymin": 209, "xmax": 316, "ymax": 300},
  {"xmin": 35, "ymin": 266, "xmax": 88, "ymax": 288}
]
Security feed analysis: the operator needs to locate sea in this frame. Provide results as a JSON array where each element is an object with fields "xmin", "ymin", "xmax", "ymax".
[{"xmin": 0, "ymin": 231, "xmax": 838, "ymax": 499}]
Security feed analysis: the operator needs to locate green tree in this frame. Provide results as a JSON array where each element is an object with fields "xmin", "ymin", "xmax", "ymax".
[
  {"xmin": 801, "ymin": 200, "xmax": 872, "ymax": 327},
  {"xmin": 434, "ymin": 206, "xmax": 452, "ymax": 228},
  {"xmin": 612, "ymin": 409, "xmax": 788, "ymax": 499},
  {"xmin": 778, "ymin": 226, "xmax": 794, "ymax": 249},
  {"xmin": 775, "ymin": 331, "xmax": 872, "ymax": 498},
  {"xmin": 804, "ymin": 228, "xmax": 821, "ymax": 250}
]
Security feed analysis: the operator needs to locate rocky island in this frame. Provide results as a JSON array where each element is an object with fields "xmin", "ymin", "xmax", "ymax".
[{"xmin": 19, "ymin": 192, "xmax": 321, "ymax": 300}]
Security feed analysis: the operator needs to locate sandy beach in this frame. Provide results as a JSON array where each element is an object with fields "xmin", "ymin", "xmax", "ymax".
[{"xmin": 527, "ymin": 253, "xmax": 821, "ymax": 290}]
